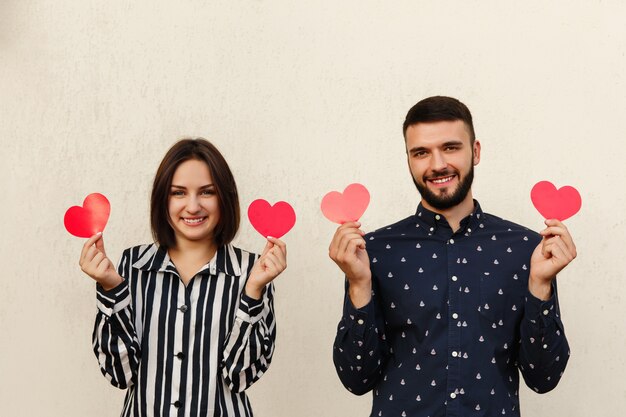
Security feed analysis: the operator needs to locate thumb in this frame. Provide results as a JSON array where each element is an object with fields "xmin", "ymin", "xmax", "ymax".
[{"xmin": 95, "ymin": 233, "xmax": 107, "ymax": 256}]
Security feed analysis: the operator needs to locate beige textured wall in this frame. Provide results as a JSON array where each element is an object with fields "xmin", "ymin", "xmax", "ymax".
[{"xmin": 1, "ymin": 1, "xmax": 625, "ymax": 416}]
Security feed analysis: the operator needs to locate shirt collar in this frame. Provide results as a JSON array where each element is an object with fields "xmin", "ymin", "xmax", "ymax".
[
  {"xmin": 132, "ymin": 243, "xmax": 243, "ymax": 277},
  {"xmin": 414, "ymin": 200, "xmax": 484, "ymax": 235}
]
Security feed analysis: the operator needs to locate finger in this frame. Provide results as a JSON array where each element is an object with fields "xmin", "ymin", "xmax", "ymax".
[
  {"xmin": 540, "ymin": 225, "xmax": 576, "ymax": 255},
  {"xmin": 547, "ymin": 221, "xmax": 576, "ymax": 255},
  {"xmin": 83, "ymin": 245, "xmax": 100, "ymax": 265},
  {"xmin": 95, "ymin": 234, "xmax": 107, "ymax": 256},
  {"xmin": 540, "ymin": 235, "xmax": 553, "ymax": 258},
  {"xmin": 266, "ymin": 249, "xmax": 286, "ymax": 270},
  {"xmin": 331, "ymin": 223, "xmax": 364, "ymax": 250},
  {"xmin": 266, "ymin": 237, "xmax": 283, "ymax": 255},
  {"xmin": 550, "ymin": 237, "xmax": 576, "ymax": 264},
  {"xmin": 337, "ymin": 233, "xmax": 366, "ymax": 261},
  {"xmin": 95, "ymin": 257, "xmax": 111, "ymax": 276},
  {"xmin": 91, "ymin": 251, "xmax": 105, "ymax": 268},
  {"xmin": 81, "ymin": 250, "xmax": 103, "ymax": 276},
  {"xmin": 340, "ymin": 221, "xmax": 362, "ymax": 230},
  {"xmin": 544, "ymin": 218, "xmax": 564, "ymax": 228},
  {"xmin": 80, "ymin": 233, "xmax": 102, "ymax": 263},
  {"xmin": 267, "ymin": 237, "xmax": 287, "ymax": 258},
  {"xmin": 540, "ymin": 225, "xmax": 566, "ymax": 237},
  {"xmin": 259, "ymin": 240, "xmax": 274, "ymax": 257}
]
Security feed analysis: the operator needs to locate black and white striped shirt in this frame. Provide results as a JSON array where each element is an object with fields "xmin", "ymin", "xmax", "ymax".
[{"xmin": 93, "ymin": 243, "xmax": 275, "ymax": 417}]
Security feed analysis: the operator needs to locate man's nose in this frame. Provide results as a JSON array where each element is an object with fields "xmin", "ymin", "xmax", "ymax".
[{"xmin": 430, "ymin": 151, "xmax": 447, "ymax": 172}]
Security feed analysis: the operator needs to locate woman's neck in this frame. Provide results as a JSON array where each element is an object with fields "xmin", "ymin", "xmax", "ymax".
[{"xmin": 168, "ymin": 239, "xmax": 218, "ymax": 285}]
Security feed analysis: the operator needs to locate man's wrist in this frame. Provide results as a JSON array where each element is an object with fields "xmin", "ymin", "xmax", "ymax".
[
  {"xmin": 348, "ymin": 279, "xmax": 372, "ymax": 309},
  {"xmin": 528, "ymin": 275, "xmax": 553, "ymax": 301}
]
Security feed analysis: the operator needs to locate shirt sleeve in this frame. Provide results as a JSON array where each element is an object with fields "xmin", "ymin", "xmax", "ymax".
[
  {"xmin": 333, "ymin": 279, "xmax": 389, "ymax": 395},
  {"xmin": 92, "ymin": 250, "xmax": 141, "ymax": 390},
  {"xmin": 222, "ymin": 282, "xmax": 276, "ymax": 393},
  {"xmin": 518, "ymin": 279, "xmax": 570, "ymax": 393}
]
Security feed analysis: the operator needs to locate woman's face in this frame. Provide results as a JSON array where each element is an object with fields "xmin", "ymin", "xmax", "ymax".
[{"xmin": 168, "ymin": 159, "xmax": 221, "ymax": 247}]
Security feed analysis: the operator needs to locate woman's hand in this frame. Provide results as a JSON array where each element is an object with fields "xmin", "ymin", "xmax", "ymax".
[
  {"xmin": 245, "ymin": 237, "xmax": 287, "ymax": 300},
  {"xmin": 79, "ymin": 233, "xmax": 123, "ymax": 291}
]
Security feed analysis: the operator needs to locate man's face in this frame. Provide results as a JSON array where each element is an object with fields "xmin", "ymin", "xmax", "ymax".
[{"xmin": 405, "ymin": 120, "xmax": 480, "ymax": 211}]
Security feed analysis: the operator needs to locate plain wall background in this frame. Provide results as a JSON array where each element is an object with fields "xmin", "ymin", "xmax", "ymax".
[{"xmin": 1, "ymin": 1, "xmax": 625, "ymax": 416}]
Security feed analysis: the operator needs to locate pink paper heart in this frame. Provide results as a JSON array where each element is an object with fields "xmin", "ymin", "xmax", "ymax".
[
  {"xmin": 64, "ymin": 193, "xmax": 111, "ymax": 238},
  {"xmin": 530, "ymin": 181, "xmax": 581, "ymax": 221},
  {"xmin": 247, "ymin": 199, "xmax": 296, "ymax": 238},
  {"xmin": 321, "ymin": 183, "xmax": 370, "ymax": 224}
]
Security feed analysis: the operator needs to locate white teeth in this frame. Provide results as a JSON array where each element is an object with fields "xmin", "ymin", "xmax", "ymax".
[
  {"xmin": 432, "ymin": 176, "xmax": 454, "ymax": 184},
  {"xmin": 184, "ymin": 217, "xmax": 205, "ymax": 224}
]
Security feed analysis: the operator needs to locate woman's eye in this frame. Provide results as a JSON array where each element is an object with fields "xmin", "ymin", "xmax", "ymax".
[
  {"xmin": 201, "ymin": 189, "xmax": 215, "ymax": 196},
  {"xmin": 171, "ymin": 190, "xmax": 185, "ymax": 197}
]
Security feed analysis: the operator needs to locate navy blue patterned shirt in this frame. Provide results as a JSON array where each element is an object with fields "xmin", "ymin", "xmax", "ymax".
[{"xmin": 333, "ymin": 201, "xmax": 569, "ymax": 417}]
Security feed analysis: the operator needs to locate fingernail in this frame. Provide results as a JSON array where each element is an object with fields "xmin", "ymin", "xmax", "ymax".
[
  {"xmin": 97, "ymin": 232, "xmax": 102, "ymax": 236},
  {"xmin": 267, "ymin": 236, "xmax": 274, "ymax": 240}
]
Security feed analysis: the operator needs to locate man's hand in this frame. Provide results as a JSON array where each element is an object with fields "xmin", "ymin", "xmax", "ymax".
[
  {"xmin": 328, "ymin": 222, "xmax": 372, "ymax": 308},
  {"xmin": 529, "ymin": 219, "xmax": 577, "ymax": 300}
]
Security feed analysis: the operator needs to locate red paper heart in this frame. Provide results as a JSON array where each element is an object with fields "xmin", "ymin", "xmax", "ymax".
[
  {"xmin": 247, "ymin": 199, "xmax": 296, "ymax": 238},
  {"xmin": 530, "ymin": 181, "xmax": 581, "ymax": 221},
  {"xmin": 321, "ymin": 183, "xmax": 370, "ymax": 224},
  {"xmin": 64, "ymin": 193, "xmax": 111, "ymax": 238}
]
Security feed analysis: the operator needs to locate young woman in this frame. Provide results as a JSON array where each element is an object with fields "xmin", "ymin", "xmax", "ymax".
[{"xmin": 79, "ymin": 138, "xmax": 287, "ymax": 416}]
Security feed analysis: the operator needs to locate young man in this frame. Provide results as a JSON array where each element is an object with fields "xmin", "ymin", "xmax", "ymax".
[{"xmin": 329, "ymin": 96, "xmax": 576, "ymax": 416}]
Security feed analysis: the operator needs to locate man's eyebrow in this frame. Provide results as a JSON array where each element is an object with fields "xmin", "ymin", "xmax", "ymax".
[
  {"xmin": 442, "ymin": 140, "xmax": 464, "ymax": 147},
  {"xmin": 408, "ymin": 146, "xmax": 428, "ymax": 154}
]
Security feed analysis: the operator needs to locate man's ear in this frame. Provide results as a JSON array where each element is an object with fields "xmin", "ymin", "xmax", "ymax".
[{"xmin": 473, "ymin": 140, "xmax": 481, "ymax": 165}]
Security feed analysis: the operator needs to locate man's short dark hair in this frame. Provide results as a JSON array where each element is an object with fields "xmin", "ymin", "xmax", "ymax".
[
  {"xmin": 403, "ymin": 96, "xmax": 475, "ymax": 143},
  {"xmin": 150, "ymin": 138, "xmax": 240, "ymax": 249}
]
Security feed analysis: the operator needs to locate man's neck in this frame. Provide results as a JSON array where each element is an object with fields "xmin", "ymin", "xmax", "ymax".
[{"xmin": 421, "ymin": 193, "xmax": 475, "ymax": 233}]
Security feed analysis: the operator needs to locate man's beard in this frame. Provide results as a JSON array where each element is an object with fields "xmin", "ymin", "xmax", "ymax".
[{"xmin": 413, "ymin": 164, "xmax": 474, "ymax": 210}]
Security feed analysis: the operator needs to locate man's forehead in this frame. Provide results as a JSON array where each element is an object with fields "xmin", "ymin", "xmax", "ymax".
[{"xmin": 405, "ymin": 120, "xmax": 472, "ymax": 144}]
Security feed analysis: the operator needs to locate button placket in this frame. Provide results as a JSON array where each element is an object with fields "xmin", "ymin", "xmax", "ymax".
[{"xmin": 445, "ymin": 231, "xmax": 462, "ymax": 414}]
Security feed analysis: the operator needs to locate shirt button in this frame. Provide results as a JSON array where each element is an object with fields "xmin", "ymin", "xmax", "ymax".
[
  {"xmin": 543, "ymin": 344, "xmax": 548, "ymax": 349},
  {"xmin": 173, "ymin": 401, "xmax": 182, "ymax": 408},
  {"xmin": 451, "ymin": 276, "xmax": 458, "ymax": 282},
  {"xmin": 543, "ymin": 309, "xmax": 549, "ymax": 316},
  {"xmin": 449, "ymin": 239, "xmax": 455, "ymax": 244},
  {"xmin": 452, "ymin": 313, "xmax": 459, "ymax": 319},
  {"xmin": 452, "ymin": 351, "xmax": 458, "ymax": 357},
  {"xmin": 450, "ymin": 392, "xmax": 457, "ymax": 399},
  {"xmin": 179, "ymin": 305, "xmax": 188, "ymax": 313},
  {"xmin": 357, "ymin": 319, "xmax": 364, "ymax": 325},
  {"xmin": 176, "ymin": 352, "xmax": 185, "ymax": 360},
  {"xmin": 435, "ymin": 215, "xmax": 441, "ymax": 220},
  {"xmin": 356, "ymin": 355, "xmax": 362, "ymax": 360}
]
